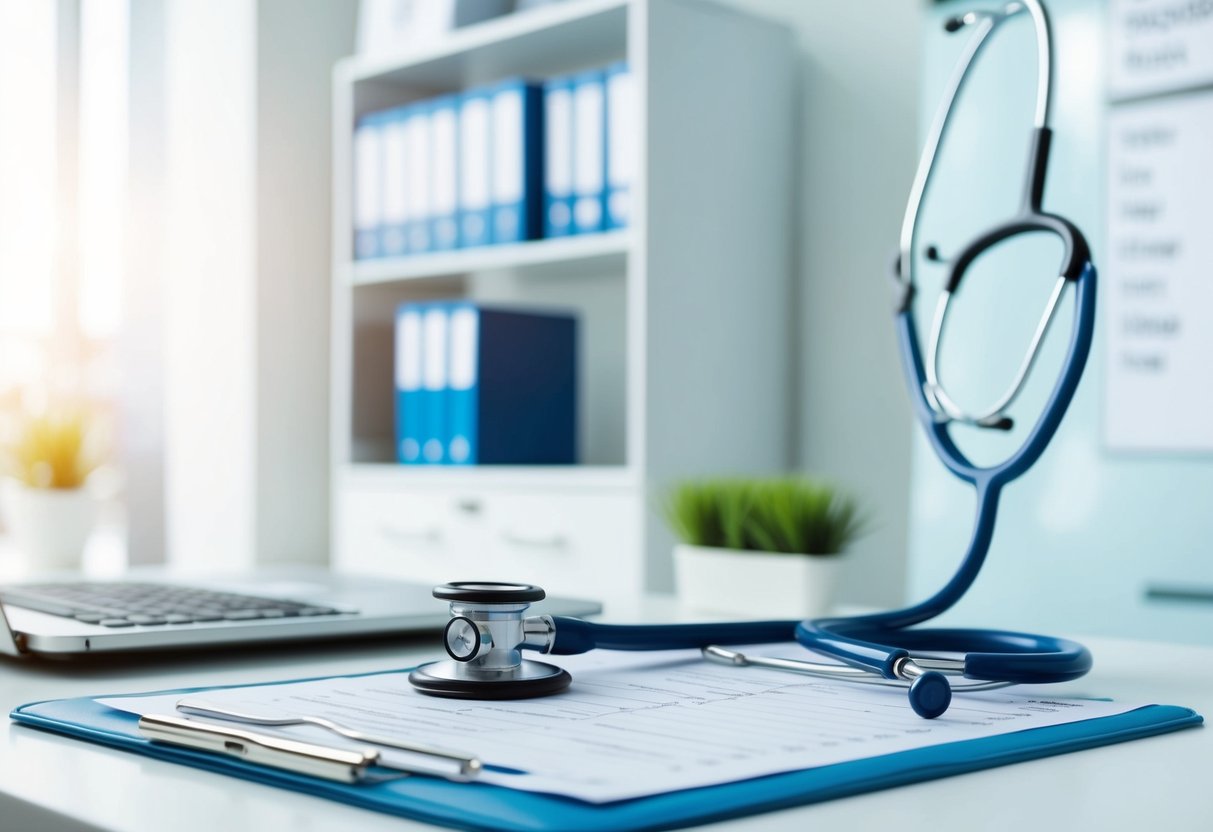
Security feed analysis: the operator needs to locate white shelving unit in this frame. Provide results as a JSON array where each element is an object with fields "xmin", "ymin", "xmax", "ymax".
[{"xmin": 330, "ymin": 0, "xmax": 796, "ymax": 605}]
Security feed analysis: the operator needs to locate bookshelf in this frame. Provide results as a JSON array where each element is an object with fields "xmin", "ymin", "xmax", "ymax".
[
  {"xmin": 348, "ymin": 230, "xmax": 630, "ymax": 286},
  {"xmin": 330, "ymin": 0, "xmax": 796, "ymax": 605}
]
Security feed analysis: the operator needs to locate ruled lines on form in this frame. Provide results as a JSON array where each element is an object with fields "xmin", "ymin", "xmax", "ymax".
[{"xmin": 101, "ymin": 647, "xmax": 1136, "ymax": 802}]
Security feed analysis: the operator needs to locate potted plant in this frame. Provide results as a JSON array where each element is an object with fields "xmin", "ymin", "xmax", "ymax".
[
  {"xmin": 0, "ymin": 409, "xmax": 102, "ymax": 569},
  {"xmin": 664, "ymin": 477, "xmax": 866, "ymax": 618}
]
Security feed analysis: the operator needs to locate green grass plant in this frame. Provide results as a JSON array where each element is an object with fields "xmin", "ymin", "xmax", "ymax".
[{"xmin": 664, "ymin": 477, "xmax": 866, "ymax": 556}]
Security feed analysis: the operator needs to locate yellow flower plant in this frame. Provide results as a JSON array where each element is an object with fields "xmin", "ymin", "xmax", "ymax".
[{"xmin": 4, "ymin": 410, "xmax": 100, "ymax": 490}]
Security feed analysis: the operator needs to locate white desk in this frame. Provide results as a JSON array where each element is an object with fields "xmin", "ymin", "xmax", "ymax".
[{"xmin": 0, "ymin": 627, "xmax": 1209, "ymax": 831}]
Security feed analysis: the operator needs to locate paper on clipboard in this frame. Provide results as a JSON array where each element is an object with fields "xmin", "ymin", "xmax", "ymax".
[{"xmin": 99, "ymin": 647, "xmax": 1142, "ymax": 803}]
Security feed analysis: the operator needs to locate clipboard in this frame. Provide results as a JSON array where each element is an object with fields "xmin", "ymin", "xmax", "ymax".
[{"xmin": 10, "ymin": 669, "xmax": 1202, "ymax": 832}]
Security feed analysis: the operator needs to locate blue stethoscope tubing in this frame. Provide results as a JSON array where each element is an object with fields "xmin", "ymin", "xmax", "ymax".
[
  {"xmin": 536, "ymin": 248, "xmax": 1097, "ymax": 722},
  {"xmin": 795, "ymin": 258, "xmax": 1097, "ymax": 684}
]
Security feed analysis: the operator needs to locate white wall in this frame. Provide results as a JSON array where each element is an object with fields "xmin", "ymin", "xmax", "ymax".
[
  {"xmin": 124, "ymin": 0, "xmax": 166, "ymax": 565},
  {"xmin": 715, "ymin": 0, "xmax": 923, "ymax": 607},
  {"xmin": 145, "ymin": 0, "xmax": 355, "ymax": 570},
  {"xmin": 254, "ymin": 0, "xmax": 357, "ymax": 564},
  {"xmin": 161, "ymin": 0, "xmax": 258, "ymax": 570}
]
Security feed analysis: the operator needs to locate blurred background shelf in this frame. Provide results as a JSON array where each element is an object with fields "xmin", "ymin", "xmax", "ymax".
[
  {"xmin": 348, "ymin": 231, "xmax": 631, "ymax": 286},
  {"xmin": 340, "ymin": 462, "xmax": 638, "ymax": 492},
  {"xmin": 330, "ymin": 0, "xmax": 796, "ymax": 605},
  {"xmin": 339, "ymin": 0, "xmax": 628, "ymax": 90}
]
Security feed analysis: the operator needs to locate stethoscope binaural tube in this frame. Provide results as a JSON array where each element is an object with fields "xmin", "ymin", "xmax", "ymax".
[
  {"xmin": 895, "ymin": 0, "xmax": 1078, "ymax": 433},
  {"xmin": 546, "ymin": 617, "xmax": 797, "ymax": 654},
  {"xmin": 792, "ymin": 257, "xmax": 1097, "ymax": 702},
  {"xmin": 797, "ymin": 0, "xmax": 1097, "ymax": 704}
]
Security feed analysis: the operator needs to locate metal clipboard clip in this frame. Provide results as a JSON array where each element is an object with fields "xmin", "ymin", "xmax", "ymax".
[{"xmin": 138, "ymin": 714, "xmax": 477, "ymax": 785}]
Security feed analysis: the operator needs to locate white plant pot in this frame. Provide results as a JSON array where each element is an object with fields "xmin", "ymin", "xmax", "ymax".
[
  {"xmin": 674, "ymin": 543, "xmax": 841, "ymax": 619},
  {"xmin": 0, "ymin": 479, "xmax": 96, "ymax": 570}
]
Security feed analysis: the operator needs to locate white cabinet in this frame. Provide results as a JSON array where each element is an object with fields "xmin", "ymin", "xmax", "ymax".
[
  {"xmin": 330, "ymin": 0, "xmax": 796, "ymax": 607},
  {"xmin": 335, "ymin": 467, "xmax": 642, "ymax": 600}
]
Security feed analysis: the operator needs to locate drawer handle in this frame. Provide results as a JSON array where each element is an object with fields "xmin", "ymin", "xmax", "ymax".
[
  {"xmin": 379, "ymin": 525, "xmax": 443, "ymax": 545},
  {"xmin": 500, "ymin": 531, "xmax": 567, "ymax": 550}
]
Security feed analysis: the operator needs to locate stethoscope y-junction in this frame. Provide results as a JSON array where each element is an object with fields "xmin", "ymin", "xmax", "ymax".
[{"xmin": 409, "ymin": 0, "xmax": 1096, "ymax": 719}]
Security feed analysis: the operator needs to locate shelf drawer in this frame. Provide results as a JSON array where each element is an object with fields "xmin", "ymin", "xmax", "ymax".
[
  {"xmin": 463, "ymin": 491, "xmax": 642, "ymax": 599},
  {"xmin": 335, "ymin": 484, "xmax": 644, "ymax": 603},
  {"xmin": 337, "ymin": 488, "xmax": 474, "ymax": 586}
]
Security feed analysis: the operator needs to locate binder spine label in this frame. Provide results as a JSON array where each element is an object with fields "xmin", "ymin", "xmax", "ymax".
[
  {"xmin": 404, "ymin": 106, "xmax": 432, "ymax": 254},
  {"xmin": 352, "ymin": 117, "xmax": 383, "ymax": 259},
  {"xmin": 421, "ymin": 306, "xmax": 449, "ymax": 464},
  {"xmin": 606, "ymin": 64, "xmax": 635, "ymax": 230},
  {"xmin": 430, "ymin": 100, "xmax": 459, "ymax": 251},
  {"xmin": 544, "ymin": 80, "xmax": 574, "ymax": 238},
  {"xmin": 492, "ymin": 86, "xmax": 525, "ymax": 244},
  {"xmin": 572, "ymin": 73, "xmax": 606, "ymax": 235},
  {"xmin": 459, "ymin": 94, "xmax": 492, "ymax": 248},
  {"xmin": 395, "ymin": 307, "xmax": 424, "ymax": 464},
  {"xmin": 381, "ymin": 109, "xmax": 409, "ymax": 257},
  {"xmin": 448, "ymin": 305, "xmax": 480, "ymax": 465}
]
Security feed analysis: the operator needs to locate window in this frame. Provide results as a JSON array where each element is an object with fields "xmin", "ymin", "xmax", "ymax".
[
  {"xmin": 0, "ymin": 2, "xmax": 57, "ymax": 344},
  {"xmin": 0, "ymin": 0, "xmax": 129, "ymax": 411}
]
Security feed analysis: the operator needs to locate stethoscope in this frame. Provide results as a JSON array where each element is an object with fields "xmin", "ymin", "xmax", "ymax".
[{"xmin": 409, "ymin": 0, "xmax": 1096, "ymax": 719}]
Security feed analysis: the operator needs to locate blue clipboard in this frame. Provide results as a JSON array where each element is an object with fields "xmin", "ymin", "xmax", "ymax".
[{"xmin": 10, "ymin": 668, "xmax": 1202, "ymax": 832}]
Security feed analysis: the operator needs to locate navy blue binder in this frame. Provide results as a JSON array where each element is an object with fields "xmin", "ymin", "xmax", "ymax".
[
  {"xmin": 486, "ymin": 78, "xmax": 544, "ymax": 245},
  {"xmin": 11, "ymin": 670, "xmax": 1201, "ymax": 832},
  {"xmin": 447, "ymin": 303, "xmax": 576, "ymax": 465}
]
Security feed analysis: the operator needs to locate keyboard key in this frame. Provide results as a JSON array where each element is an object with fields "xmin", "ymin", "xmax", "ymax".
[
  {"xmin": 73, "ymin": 613, "xmax": 105, "ymax": 624},
  {"xmin": 222, "ymin": 610, "xmax": 262, "ymax": 620},
  {"xmin": 100, "ymin": 619, "xmax": 135, "ymax": 628},
  {"xmin": 163, "ymin": 614, "xmax": 194, "ymax": 624},
  {"xmin": 126, "ymin": 615, "xmax": 168, "ymax": 625}
]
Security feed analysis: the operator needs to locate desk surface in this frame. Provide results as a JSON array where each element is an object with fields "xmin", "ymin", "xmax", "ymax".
[{"xmin": 0, "ymin": 617, "xmax": 1209, "ymax": 832}]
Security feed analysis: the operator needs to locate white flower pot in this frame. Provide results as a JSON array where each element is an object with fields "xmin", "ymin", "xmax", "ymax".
[
  {"xmin": 0, "ymin": 479, "xmax": 96, "ymax": 570},
  {"xmin": 674, "ymin": 543, "xmax": 841, "ymax": 619}
]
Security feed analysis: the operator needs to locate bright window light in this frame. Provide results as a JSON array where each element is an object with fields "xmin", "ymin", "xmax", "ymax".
[
  {"xmin": 79, "ymin": 0, "xmax": 130, "ymax": 340},
  {"xmin": 0, "ymin": 1, "xmax": 57, "ymax": 336}
]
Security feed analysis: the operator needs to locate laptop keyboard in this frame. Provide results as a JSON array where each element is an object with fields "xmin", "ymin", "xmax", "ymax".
[{"xmin": 0, "ymin": 582, "xmax": 349, "ymax": 627}]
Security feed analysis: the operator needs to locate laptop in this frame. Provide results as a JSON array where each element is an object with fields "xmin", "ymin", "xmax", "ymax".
[{"xmin": 0, "ymin": 570, "xmax": 601, "ymax": 657}]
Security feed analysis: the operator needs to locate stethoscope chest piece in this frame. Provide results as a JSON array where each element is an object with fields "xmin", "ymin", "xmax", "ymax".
[
  {"xmin": 409, "ymin": 582, "xmax": 571, "ymax": 700},
  {"xmin": 408, "ymin": 659, "xmax": 571, "ymax": 700}
]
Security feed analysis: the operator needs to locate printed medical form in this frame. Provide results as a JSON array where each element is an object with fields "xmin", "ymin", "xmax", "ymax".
[{"xmin": 100, "ymin": 648, "xmax": 1142, "ymax": 803}]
